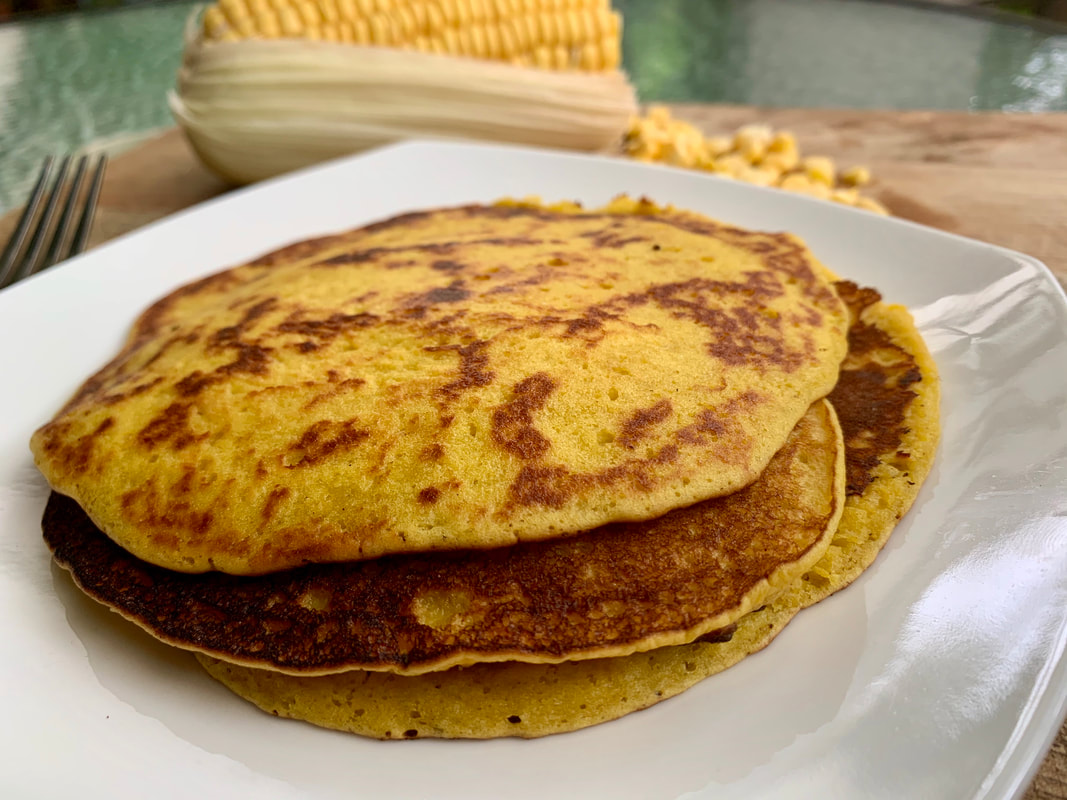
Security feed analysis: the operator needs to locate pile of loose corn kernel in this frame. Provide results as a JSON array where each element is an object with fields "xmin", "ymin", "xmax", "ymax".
[{"xmin": 623, "ymin": 106, "xmax": 889, "ymax": 215}]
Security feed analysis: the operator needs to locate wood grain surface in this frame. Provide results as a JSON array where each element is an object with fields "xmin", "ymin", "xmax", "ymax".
[{"xmin": 3, "ymin": 107, "xmax": 1066, "ymax": 798}]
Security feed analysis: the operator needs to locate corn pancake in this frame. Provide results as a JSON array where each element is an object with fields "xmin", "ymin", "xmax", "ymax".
[
  {"xmin": 43, "ymin": 399, "xmax": 844, "ymax": 674},
  {"xmin": 194, "ymin": 283, "xmax": 939, "ymax": 738},
  {"xmin": 31, "ymin": 198, "xmax": 848, "ymax": 575}
]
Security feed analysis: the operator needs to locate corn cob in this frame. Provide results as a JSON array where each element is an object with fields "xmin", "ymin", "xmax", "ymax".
[
  {"xmin": 172, "ymin": 5, "xmax": 637, "ymax": 185},
  {"xmin": 201, "ymin": 0, "xmax": 622, "ymax": 71}
]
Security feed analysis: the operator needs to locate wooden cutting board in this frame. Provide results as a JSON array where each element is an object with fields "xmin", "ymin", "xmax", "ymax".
[{"xmin": 4, "ymin": 106, "xmax": 1067, "ymax": 799}]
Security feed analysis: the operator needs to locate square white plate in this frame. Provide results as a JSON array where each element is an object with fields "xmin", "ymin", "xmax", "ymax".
[{"xmin": 1, "ymin": 141, "xmax": 1066, "ymax": 800}]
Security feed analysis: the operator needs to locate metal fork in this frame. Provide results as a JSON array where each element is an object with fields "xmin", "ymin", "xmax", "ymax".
[{"xmin": 0, "ymin": 154, "xmax": 108, "ymax": 291}]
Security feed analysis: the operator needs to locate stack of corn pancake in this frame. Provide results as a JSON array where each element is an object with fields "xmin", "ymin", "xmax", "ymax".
[{"xmin": 31, "ymin": 197, "xmax": 939, "ymax": 739}]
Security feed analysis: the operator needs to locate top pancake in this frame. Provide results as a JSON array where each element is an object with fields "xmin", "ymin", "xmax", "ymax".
[{"xmin": 30, "ymin": 198, "xmax": 849, "ymax": 575}]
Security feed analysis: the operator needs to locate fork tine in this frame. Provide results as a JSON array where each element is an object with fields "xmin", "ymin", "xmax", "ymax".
[
  {"xmin": 0, "ymin": 154, "xmax": 108, "ymax": 292},
  {"xmin": 68, "ymin": 154, "xmax": 107, "ymax": 259},
  {"xmin": 0, "ymin": 157, "xmax": 54, "ymax": 289},
  {"xmin": 41, "ymin": 155, "xmax": 91, "ymax": 271},
  {"xmin": 13, "ymin": 155, "xmax": 73, "ymax": 285}
]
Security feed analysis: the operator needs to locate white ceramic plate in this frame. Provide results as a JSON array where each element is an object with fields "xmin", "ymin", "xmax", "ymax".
[{"xmin": 1, "ymin": 142, "xmax": 1065, "ymax": 800}]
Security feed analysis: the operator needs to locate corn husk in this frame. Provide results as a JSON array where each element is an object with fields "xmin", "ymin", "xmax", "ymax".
[{"xmin": 170, "ymin": 15, "xmax": 637, "ymax": 184}]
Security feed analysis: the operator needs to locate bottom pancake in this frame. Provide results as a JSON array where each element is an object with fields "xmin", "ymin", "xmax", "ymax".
[
  {"xmin": 197, "ymin": 283, "xmax": 939, "ymax": 739},
  {"xmin": 197, "ymin": 618, "xmax": 776, "ymax": 740}
]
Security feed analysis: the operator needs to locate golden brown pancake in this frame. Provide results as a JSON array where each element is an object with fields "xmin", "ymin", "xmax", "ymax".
[
  {"xmin": 194, "ymin": 282, "xmax": 939, "ymax": 738},
  {"xmin": 31, "ymin": 199, "xmax": 849, "ymax": 575},
  {"xmin": 44, "ymin": 399, "xmax": 844, "ymax": 674}
]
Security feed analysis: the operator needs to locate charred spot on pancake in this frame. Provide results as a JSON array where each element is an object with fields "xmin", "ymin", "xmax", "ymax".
[
  {"xmin": 316, "ymin": 238, "xmax": 544, "ymax": 269},
  {"xmin": 829, "ymin": 281, "xmax": 922, "ymax": 497},
  {"xmin": 418, "ymin": 487, "xmax": 441, "ymax": 505},
  {"xmin": 675, "ymin": 409, "xmax": 726, "ymax": 446},
  {"xmin": 409, "ymin": 280, "xmax": 471, "ymax": 307},
  {"xmin": 673, "ymin": 393, "xmax": 764, "ymax": 466},
  {"xmin": 275, "ymin": 311, "xmax": 379, "ymax": 341},
  {"xmin": 175, "ymin": 371, "xmax": 214, "ymax": 397},
  {"xmin": 210, "ymin": 298, "xmax": 277, "ymax": 348},
  {"xmin": 131, "ymin": 270, "xmax": 247, "ymax": 344},
  {"xmin": 316, "ymin": 242, "xmax": 456, "ymax": 267},
  {"xmin": 580, "ymin": 227, "xmax": 648, "ymax": 249},
  {"xmin": 560, "ymin": 307, "xmax": 617, "ymax": 343},
  {"xmin": 162, "ymin": 301, "xmax": 277, "ymax": 399},
  {"xmin": 137, "ymin": 337, "xmax": 182, "ymax": 373},
  {"xmin": 618, "ymin": 400, "xmax": 673, "ymax": 449},
  {"xmin": 491, "ymin": 373, "xmax": 556, "ymax": 461},
  {"xmin": 35, "ymin": 417, "xmax": 114, "ymax": 475},
  {"xmin": 421, "ymin": 311, "xmax": 471, "ymax": 338},
  {"xmin": 431, "ymin": 341, "xmax": 494, "ymax": 402},
  {"xmin": 486, "ymin": 265, "xmax": 555, "ymax": 295},
  {"xmin": 834, "ymin": 280, "xmax": 883, "ymax": 322},
  {"xmin": 431, "ymin": 260, "xmax": 466, "ymax": 273},
  {"xmin": 639, "ymin": 274, "xmax": 809, "ymax": 371},
  {"xmin": 472, "ymin": 204, "xmax": 562, "ymax": 222},
  {"xmin": 97, "ymin": 376, "xmax": 166, "ymax": 407},
  {"xmin": 474, "ymin": 237, "xmax": 545, "ymax": 248},
  {"xmin": 138, "ymin": 402, "xmax": 206, "ymax": 450},
  {"xmin": 832, "ymin": 364, "xmax": 919, "ymax": 496},
  {"xmin": 421, "ymin": 443, "xmax": 444, "ymax": 461},
  {"xmin": 508, "ymin": 464, "xmax": 571, "ymax": 508},
  {"xmin": 284, "ymin": 419, "xmax": 369, "ymax": 468},
  {"xmin": 228, "ymin": 343, "xmax": 272, "ymax": 374},
  {"xmin": 262, "ymin": 486, "xmax": 290, "ymax": 522},
  {"xmin": 565, "ymin": 315, "xmax": 602, "ymax": 337},
  {"xmin": 654, "ymin": 444, "xmax": 680, "ymax": 465},
  {"xmin": 174, "ymin": 466, "xmax": 196, "ymax": 496}
]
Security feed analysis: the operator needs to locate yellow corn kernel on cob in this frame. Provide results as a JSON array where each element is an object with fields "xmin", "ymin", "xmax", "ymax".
[
  {"xmin": 622, "ymin": 107, "xmax": 888, "ymax": 214},
  {"xmin": 201, "ymin": 0, "xmax": 623, "ymax": 71}
]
